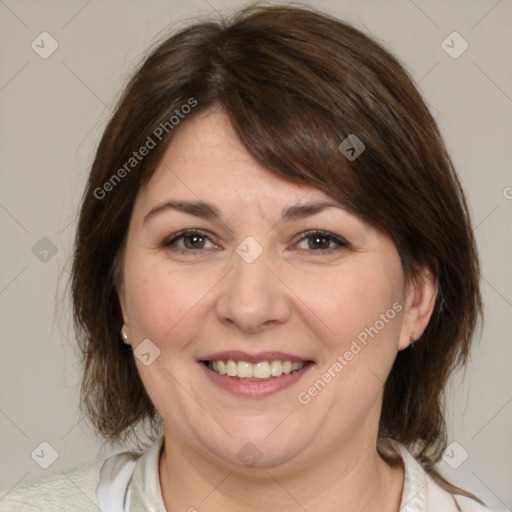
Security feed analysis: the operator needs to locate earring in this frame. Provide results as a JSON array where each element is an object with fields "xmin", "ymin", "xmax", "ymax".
[
  {"xmin": 409, "ymin": 334, "xmax": 416, "ymax": 348},
  {"xmin": 121, "ymin": 326, "xmax": 130, "ymax": 344}
]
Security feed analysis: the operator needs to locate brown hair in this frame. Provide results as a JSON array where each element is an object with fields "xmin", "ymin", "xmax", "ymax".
[{"xmin": 71, "ymin": 3, "xmax": 481, "ymax": 498}]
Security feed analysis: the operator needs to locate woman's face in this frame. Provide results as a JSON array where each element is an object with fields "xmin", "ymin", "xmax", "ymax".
[{"xmin": 119, "ymin": 109, "xmax": 433, "ymax": 472}]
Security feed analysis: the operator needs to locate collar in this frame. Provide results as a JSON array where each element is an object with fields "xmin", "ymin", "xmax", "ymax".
[{"xmin": 129, "ymin": 436, "xmax": 166, "ymax": 511}]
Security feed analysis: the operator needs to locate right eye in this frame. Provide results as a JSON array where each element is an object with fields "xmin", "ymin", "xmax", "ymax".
[{"xmin": 162, "ymin": 230, "xmax": 219, "ymax": 253}]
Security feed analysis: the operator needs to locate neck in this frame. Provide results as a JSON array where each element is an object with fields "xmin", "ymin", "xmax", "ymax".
[{"xmin": 158, "ymin": 433, "xmax": 404, "ymax": 512}]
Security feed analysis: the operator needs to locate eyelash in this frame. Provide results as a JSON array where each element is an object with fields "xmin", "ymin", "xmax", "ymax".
[{"xmin": 162, "ymin": 229, "xmax": 348, "ymax": 255}]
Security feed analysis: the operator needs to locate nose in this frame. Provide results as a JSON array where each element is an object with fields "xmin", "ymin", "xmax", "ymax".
[{"xmin": 214, "ymin": 246, "xmax": 292, "ymax": 333}]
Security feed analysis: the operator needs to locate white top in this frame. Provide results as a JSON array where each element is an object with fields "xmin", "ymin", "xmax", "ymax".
[{"xmin": 0, "ymin": 437, "xmax": 505, "ymax": 511}]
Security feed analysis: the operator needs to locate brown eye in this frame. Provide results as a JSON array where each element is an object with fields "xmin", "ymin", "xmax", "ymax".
[
  {"xmin": 294, "ymin": 230, "xmax": 348, "ymax": 253},
  {"xmin": 163, "ymin": 230, "xmax": 217, "ymax": 251},
  {"xmin": 183, "ymin": 234, "xmax": 206, "ymax": 249},
  {"xmin": 308, "ymin": 234, "xmax": 331, "ymax": 250}
]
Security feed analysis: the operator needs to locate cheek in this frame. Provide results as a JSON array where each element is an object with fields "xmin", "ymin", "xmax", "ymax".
[
  {"xmin": 292, "ymin": 259, "xmax": 404, "ymax": 405},
  {"xmin": 123, "ymin": 254, "xmax": 220, "ymax": 346},
  {"xmin": 312, "ymin": 261, "xmax": 404, "ymax": 400},
  {"xmin": 294, "ymin": 261, "xmax": 402, "ymax": 349}
]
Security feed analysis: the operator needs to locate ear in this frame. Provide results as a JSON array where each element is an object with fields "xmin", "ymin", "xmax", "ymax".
[{"xmin": 398, "ymin": 267, "xmax": 438, "ymax": 350}]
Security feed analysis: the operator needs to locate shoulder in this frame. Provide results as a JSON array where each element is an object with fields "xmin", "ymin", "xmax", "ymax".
[
  {"xmin": 456, "ymin": 495, "xmax": 506, "ymax": 512},
  {"xmin": 0, "ymin": 458, "xmax": 105, "ymax": 512},
  {"xmin": 390, "ymin": 440, "xmax": 506, "ymax": 512},
  {"xmin": 428, "ymin": 478, "xmax": 504, "ymax": 512},
  {"xmin": 0, "ymin": 461, "xmax": 102, "ymax": 512},
  {"xmin": 0, "ymin": 437, "xmax": 164, "ymax": 512}
]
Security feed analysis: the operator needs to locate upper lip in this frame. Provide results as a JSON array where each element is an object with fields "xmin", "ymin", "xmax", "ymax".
[{"xmin": 199, "ymin": 351, "xmax": 313, "ymax": 364}]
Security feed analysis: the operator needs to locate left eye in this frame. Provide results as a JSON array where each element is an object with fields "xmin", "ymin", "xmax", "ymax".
[{"xmin": 294, "ymin": 231, "xmax": 347, "ymax": 251}]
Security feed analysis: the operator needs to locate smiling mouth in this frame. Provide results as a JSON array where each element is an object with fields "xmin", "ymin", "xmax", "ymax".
[{"xmin": 202, "ymin": 359, "xmax": 314, "ymax": 381}]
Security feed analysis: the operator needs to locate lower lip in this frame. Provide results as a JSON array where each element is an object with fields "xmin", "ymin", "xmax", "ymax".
[{"xmin": 199, "ymin": 362, "xmax": 314, "ymax": 398}]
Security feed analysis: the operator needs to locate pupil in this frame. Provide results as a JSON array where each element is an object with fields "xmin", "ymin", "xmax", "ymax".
[
  {"xmin": 309, "ymin": 235, "xmax": 329, "ymax": 249},
  {"xmin": 186, "ymin": 235, "xmax": 204, "ymax": 249}
]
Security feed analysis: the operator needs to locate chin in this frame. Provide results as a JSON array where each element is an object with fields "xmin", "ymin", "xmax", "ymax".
[{"xmin": 203, "ymin": 425, "xmax": 310, "ymax": 470}]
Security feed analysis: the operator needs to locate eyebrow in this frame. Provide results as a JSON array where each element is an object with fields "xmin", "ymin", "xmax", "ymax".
[
  {"xmin": 281, "ymin": 200, "xmax": 345, "ymax": 222},
  {"xmin": 144, "ymin": 200, "xmax": 222, "ymax": 224},
  {"xmin": 143, "ymin": 199, "xmax": 345, "ymax": 225}
]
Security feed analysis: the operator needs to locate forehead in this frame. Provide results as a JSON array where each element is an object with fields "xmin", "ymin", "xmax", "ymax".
[{"xmin": 139, "ymin": 109, "xmax": 334, "ymax": 208}]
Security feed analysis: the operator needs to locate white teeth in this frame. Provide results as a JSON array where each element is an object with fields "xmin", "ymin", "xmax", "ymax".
[
  {"xmin": 237, "ymin": 361, "xmax": 253, "ymax": 378},
  {"xmin": 254, "ymin": 361, "xmax": 270, "ymax": 378},
  {"xmin": 270, "ymin": 360, "xmax": 282, "ymax": 376},
  {"xmin": 207, "ymin": 359, "xmax": 306, "ymax": 380},
  {"xmin": 226, "ymin": 360, "xmax": 237, "ymax": 376},
  {"xmin": 217, "ymin": 360, "xmax": 227, "ymax": 375}
]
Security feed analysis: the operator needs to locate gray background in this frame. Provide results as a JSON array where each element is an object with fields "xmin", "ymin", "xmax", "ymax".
[{"xmin": 0, "ymin": 0, "xmax": 511, "ymax": 508}]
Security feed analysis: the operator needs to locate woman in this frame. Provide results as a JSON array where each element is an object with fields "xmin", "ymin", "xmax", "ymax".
[{"xmin": 1, "ymin": 4, "xmax": 503, "ymax": 511}]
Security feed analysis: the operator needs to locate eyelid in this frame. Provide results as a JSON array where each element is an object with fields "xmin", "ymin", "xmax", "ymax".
[
  {"xmin": 163, "ymin": 229, "xmax": 219, "ymax": 248},
  {"xmin": 292, "ymin": 229, "xmax": 349, "ymax": 250}
]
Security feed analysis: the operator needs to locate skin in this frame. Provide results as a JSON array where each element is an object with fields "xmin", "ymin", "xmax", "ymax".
[{"xmin": 118, "ymin": 108, "xmax": 437, "ymax": 512}]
